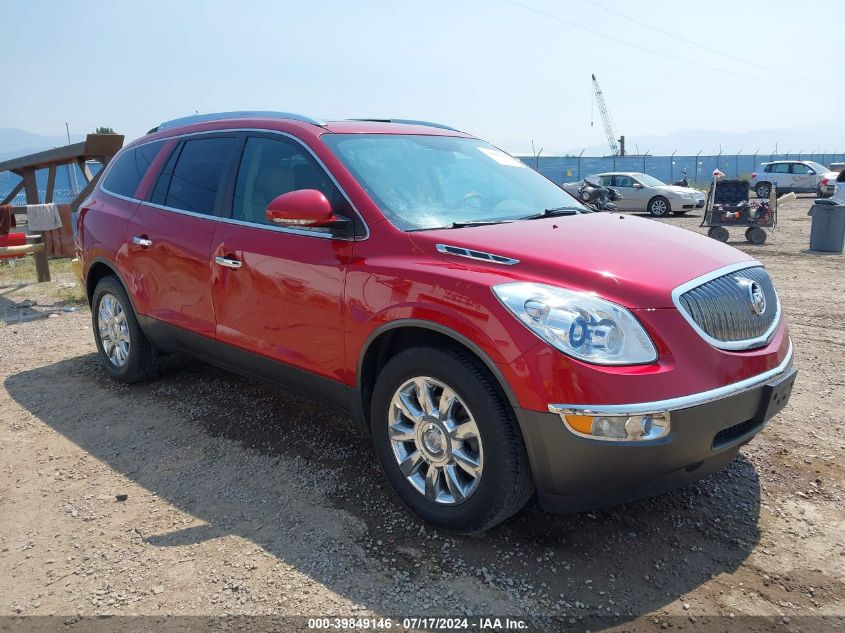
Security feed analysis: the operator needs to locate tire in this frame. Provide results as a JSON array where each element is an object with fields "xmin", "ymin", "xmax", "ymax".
[
  {"xmin": 746, "ymin": 227, "xmax": 767, "ymax": 244},
  {"xmin": 708, "ymin": 226, "xmax": 729, "ymax": 242},
  {"xmin": 755, "ymin": 183, "xmax": 771, "ymax": 198},
  {"xmin": 91, "ymin": 276, "xmax": 159, "ymax": 383},
  {"xmin": 647, "ymin": 196, "xmax": 670, "ymax": 217},
  {"xmin": 370, "ymin": 346, "xmax": 533, "ymax": 533}
]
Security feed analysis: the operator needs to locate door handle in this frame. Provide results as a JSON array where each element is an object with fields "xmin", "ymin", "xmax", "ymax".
[
  {"xmin": 131, "ymin": 236, "xmax": 152, "ymax": 248},
  {"xmin": 215, "ymin": 255, "xmax": 243, "ymax": 270}
]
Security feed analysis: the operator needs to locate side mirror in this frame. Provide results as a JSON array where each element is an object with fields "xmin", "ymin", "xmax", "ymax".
[
  {"xmin": 265, "ymin": 189, "xmax": 348, "ymax": 228},
  {"xmin": 633, "ymin": 183, "xmax": 644, "ymax": 189}
]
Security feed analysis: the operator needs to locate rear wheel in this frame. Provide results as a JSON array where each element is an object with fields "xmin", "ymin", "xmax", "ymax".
[
  {"xmin": 746, "ymin": 227, "xmax": 768, "ymax": 244},
  {"xmin": 708, "ymin": 226, "xmax": 729, "ymax": 242},
  {"xmin": 92, "ymin": 276, "xmax": 159, "ymax": 383},
  {"xmin": 755, "ymin": 183, "xmax": 771, "ymax": 198},
  {"xmin": 648, "ymin": 196, "xmax": 670, "ymax": 217},
  {"xmin": 370, "ymin": 346, "xmax": 533, "ymax": 533}
]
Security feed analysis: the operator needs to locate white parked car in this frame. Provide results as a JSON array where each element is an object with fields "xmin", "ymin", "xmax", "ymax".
[
  {"xmin": 563, "ymin": 172, "xmax": 705, "ymax": 217},
  {"xmin": 833, "ymin": 170, "xmax": 845, "ymax": 204},
  {"xmin": 750, "ymin": 160, "xmax": 838, "ymax": 198}
]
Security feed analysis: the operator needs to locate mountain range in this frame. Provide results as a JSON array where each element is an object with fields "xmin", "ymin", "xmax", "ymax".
[{"xmin": 0, "ymin": 128, "xmax": 86, "ymax": 162}]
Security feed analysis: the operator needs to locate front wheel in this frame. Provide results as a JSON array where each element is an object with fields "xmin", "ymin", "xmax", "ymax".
[
  {"xmin": 370, "ymin": 346, "xmax": 533, "ymax": 533},
  {"xmin": 648, "ymin": 196, "xmax": 670, "ymax": 217}
]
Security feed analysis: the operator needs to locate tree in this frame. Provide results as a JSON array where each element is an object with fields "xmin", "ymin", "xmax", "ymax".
[{"xmin": 94, "ymin": 126, "xmax": 116, "ymax": 134}]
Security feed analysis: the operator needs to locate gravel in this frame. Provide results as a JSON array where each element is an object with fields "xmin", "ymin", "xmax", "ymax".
[{"xmin": 0, "ymin": 195, "xmax": 843, "ymax": 629}]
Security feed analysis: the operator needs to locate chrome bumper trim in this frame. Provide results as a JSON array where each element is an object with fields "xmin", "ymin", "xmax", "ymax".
[{"xmin": 549, "ymin": 339, "xmax": 793, "ymax": 417}]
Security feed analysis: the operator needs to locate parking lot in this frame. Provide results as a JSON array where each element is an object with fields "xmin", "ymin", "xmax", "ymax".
[{"xmin": 1, "ymin": 195, "xmax": 843, "ymax": 631}]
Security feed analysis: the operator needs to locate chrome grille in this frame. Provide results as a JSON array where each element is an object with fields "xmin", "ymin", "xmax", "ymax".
[{"xmin": 676, "ymin": 265, "xmax": 780, "ymax": 350}]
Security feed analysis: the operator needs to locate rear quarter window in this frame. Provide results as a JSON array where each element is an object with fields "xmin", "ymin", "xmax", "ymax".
[{"xmin": 102, "ymin": 141, "xmax": 165, "ymax": 199}]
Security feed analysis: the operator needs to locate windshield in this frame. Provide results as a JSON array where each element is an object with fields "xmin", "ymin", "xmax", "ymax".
[
  {"xmin": 633, "ymin": 173, "xmax": 666, "ymax": 187},
  {"xmin": 805, "ymin": 161, "xmax": 828, "ymax": 173},
  {"xmin": 322, "ymin": 134, "xmax": 586, "ymax": 230}
]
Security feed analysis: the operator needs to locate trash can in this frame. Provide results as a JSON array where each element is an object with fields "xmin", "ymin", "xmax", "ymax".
[{"xmin": 809, "ymin": 203, "xmax": 845, "ymax": 252}]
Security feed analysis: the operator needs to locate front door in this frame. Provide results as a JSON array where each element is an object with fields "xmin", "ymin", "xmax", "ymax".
[
  {"xmin": 612, "ymin": 175, "xmax": 647, "ymax": 211},
  {"xmin": 126, "ymin": 134, "xmax": 238, "ymax": 345},
  {"xmin": 790, "ymin": 162, "xmax": 816, "ymax": 192},
  {"xmin": 211, "ymin": 134, "xmax": 356, "ymax": 388}
]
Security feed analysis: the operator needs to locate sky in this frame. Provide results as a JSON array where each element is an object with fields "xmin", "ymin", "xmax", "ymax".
[{"xmin": 2, "ymin": 0, "xmax": 843, "ymax": 155}]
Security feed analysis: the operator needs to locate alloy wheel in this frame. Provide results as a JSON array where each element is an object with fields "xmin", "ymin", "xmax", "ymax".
[
  {"xmin": 388, "ymin": 376, "xmax": 483, "ymax": 505},
  {"xmin": 650, "ymin": 199, "xmax": 668, "ymax": 216},
  {"xmin": 97, "ymin": 292, "xmax": 131, "ymax": 368}
]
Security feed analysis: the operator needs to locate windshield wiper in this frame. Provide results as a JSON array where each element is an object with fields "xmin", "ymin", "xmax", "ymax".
[
  {"xmin": 449, "ymin": 219, "xmax": 516, "ymax": 228},
  {"xmin": 519, "ymin": 206, "xmax": 583, "ymax": 221}
]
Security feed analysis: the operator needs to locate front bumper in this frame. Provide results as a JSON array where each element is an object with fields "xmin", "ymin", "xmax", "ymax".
[{"xmin": 514, "ymin": 345, "xmax": 796, "ymax": 513}]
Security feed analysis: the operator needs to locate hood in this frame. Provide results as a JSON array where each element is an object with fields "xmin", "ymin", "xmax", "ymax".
[
  {"xmin": 660, "ymin": 185, "xmax": 703, "ymax": 196},
  {"xmin": 409, "ymin": 213, "xmax": 755, "ymax": 309}
]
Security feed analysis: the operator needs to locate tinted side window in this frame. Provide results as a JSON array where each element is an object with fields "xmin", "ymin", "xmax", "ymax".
[
  {"xmin": 150, "ymin": 143, "xmax": 181, "ymax": 205},
  {"xmin": 233, "ymin": 136, "xmax": 344, "ymax": 230},
  {"xmin": 791, "ymin": 163, "xmax": 811, "ymax": 174},
  {"xmin": 614, "ymin": 175, "xmax": 634, "ymax": 187},
  {"xmin": 102, "ymin": 141, "xmax": 164, "ymax": 198},
  {"xmin": 162, "ymin": 137, "xmax": 236, "ymax": 214},
  {"xmin": 770, "ymin": 163, "xmax": 790, "ymax": 174}
]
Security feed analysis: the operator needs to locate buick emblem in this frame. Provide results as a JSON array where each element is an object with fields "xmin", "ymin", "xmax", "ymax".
[
  {"xmin": 735, "ymin": 276, "xmax": 767, "ymax": 316},
  {"xmin": 748, "ymin": 281, "xmax": 766, "ymax": 315}
]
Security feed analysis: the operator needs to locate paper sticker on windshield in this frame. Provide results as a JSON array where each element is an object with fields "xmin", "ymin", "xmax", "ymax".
[{"xmin": 478, "ymin": 147, "xmax": 526, "ymax": 168}]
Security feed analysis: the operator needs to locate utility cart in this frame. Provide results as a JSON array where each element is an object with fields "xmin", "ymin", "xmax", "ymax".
[{"xmin": 701, "ymin": 178, "xmax": 777, "ymax": 244}]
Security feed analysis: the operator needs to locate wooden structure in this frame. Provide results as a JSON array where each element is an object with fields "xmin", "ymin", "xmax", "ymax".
[{"xmin": 0, "ymin": 133, "xmax": 124, "ymax": 281}]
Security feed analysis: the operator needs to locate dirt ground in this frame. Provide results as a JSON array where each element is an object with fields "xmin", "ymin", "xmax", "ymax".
[{"xmin": 0, "ymin": 196, "xmax": 843, "ymax": 632}]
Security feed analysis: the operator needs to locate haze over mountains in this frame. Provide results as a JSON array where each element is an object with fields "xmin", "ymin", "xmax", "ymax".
[
  {"xmin": 0, "ymin": 128, "xmax": 85, "ymax": 162},
  {"xmin": 2, "ymin": 124, "xmax": 842, "ymax": 162},
  {"xmin": 557, "ymin": 124, "xmax": 843, "ymax": 157}
]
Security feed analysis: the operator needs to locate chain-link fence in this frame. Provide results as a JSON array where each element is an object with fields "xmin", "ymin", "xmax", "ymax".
[
  {"xmin": 519, "ymin": 152, "xmax": 845, "ymax": 187},
  {"xmin": 0, "ymin": 161, "xmax": 102, "ymax": 205}
]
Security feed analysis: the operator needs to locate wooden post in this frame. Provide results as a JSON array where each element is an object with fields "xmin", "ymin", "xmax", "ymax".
[
  {"xmin": 70, "ymin": 171, "xmax": 102, "ymax": 214},
  {"xmin": 77, "ymin": 159, "xmax": 92, "ymax": 182},
  {"xmin": 22, "ymin": 169, "xmax": 51, "ymax": 283},
  {"xmin": 45, "ymin": 164, "xmax": 57, "ymax": 203}
]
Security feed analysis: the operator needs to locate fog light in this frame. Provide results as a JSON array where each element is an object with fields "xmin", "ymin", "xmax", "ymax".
[
  {"xmin": 563, "ymin": 412, "xmax": 670, "ymax": 441},
  {"xmin": 591, "ymin": 416, "xmax": 628, "ymax": 439}
]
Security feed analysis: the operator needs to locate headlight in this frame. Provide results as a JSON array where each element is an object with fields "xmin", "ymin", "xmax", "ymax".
[
  {"xmin": 492, "ymin": 283, "xmax": 658, "ymax": 365},
  {"xmin": 680, "ymin": 192, "xmax": 693, "ymax": 199}
]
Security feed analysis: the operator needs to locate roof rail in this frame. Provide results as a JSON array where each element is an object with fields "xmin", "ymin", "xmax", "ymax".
[
  {"xmin": 349, "ymin": 118, "xmax": 461, "ymax": 132},
  {"xmin": 150, "ymin": 111, "xmax": 325, "ymax": 133}
]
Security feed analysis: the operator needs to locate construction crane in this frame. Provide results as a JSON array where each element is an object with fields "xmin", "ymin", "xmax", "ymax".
[{"xmin": 591, "ymin": 74, "xmax": 625, "ymax": 156}]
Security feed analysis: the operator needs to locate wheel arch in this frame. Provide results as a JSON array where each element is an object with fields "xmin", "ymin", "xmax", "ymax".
[
  {"xmin": 357, "ymin": 320, "xmax": 519, "ymax": 431},
  {"xmin": 648, "ymin": 195, "xmax": 671, "ymax": 213},
  {"xmin": 85, "ymin": 258, "xmax": 135, "ymax": 313}
]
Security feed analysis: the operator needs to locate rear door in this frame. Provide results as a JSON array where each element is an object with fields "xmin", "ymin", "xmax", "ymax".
[
  {"xmin": 126, "ymin": 134, "xmax": 239, "ymax": 349},
  {"xmin": 790, "ymin": 162, "xmax": 816, "ymax": 192},
  {"xmin": 767, "ymin": 162, "xmax": 791, "ymax": 191},
  {"xmin": 210, "ymin": 133, "xmax": 357, "ymax": 388}
]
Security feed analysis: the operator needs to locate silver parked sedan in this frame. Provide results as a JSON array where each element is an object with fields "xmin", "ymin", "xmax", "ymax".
[{"xmin": 564, "ymin": 172, "xmax": 706, "ymax": 217}]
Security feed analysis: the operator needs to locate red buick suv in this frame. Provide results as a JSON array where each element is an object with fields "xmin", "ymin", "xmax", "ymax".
[{"xmin": 78, "ymin": 112, "xmax": 796, "ymax": 533}]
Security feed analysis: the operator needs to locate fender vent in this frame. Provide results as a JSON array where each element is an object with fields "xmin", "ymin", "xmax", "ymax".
[{"xmin": 435, "ymin": 244, "xmax": 519, "ymax": 266}]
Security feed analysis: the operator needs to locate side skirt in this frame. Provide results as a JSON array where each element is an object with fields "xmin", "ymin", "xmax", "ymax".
[{"xmin": 137, "ymin": 315, "xmax": 364, "ymax": 428}]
